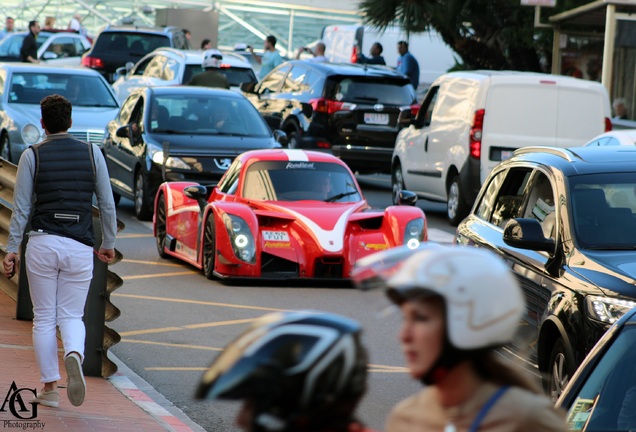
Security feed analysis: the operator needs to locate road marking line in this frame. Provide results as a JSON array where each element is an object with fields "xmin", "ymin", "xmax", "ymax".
[
  {"xmin": 122, "ymin": 339, "xmax": 222, "ymax": 351},
  {"xmin": 118, "ymin": 233, "xmax": 154, "ymax": 238},
  {"xmin": 368, "ymin": 363, "xmax": 408, "ymax": 371},
  {"xmin": 112, "ymin": 293, "xmax": 289, "ymax": 312},
  {"xmin": 122, "ymin": 271, "xmax": 196, "ymax": 280},
  {"xmin": 427, "ymin": 228, "xmax": 455, "ymax": 244},
  {"xmin": 122, "ymin": 259, "xmax": 185, "ymax": 267},
  {"xmin": 144, "ymin": 365, "xmax": 407, "ymax": 373},
  {"xmin": 120, "ymin": 318, "xmax": 259, "ymax": 336}
]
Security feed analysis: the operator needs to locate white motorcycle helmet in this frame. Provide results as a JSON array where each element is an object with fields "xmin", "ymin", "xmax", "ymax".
[
  {"xmin": 353, "ymin": 244, "xmax": 525, "ymax": 383},
  {"xmin": 202, "ymin": 49, "xmax": 223, "ymax": 69}
]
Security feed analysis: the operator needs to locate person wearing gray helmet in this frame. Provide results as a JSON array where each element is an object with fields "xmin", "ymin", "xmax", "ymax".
[{"xmin": 353, "ymin": 245, "xmax": 567, "ymax": 432}]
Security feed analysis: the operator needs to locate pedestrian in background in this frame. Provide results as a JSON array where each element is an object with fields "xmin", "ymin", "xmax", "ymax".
[
  {"xmin": 187, "ymin": 49, "xmax": 229, "ymax": 89},
  {"xmin": 195, "ymin": 310, "xmax": 376, "ymax": 432},
  {"xmin": 396, "ymin": 41, "xmax": 420, "ymax": 89},
  {"xmin": 20, "ymin": 20, "xmax": 40, "ymax": 63},
  {"xmin": 0, "ymin": 16, "xmax": 15, "ymax": 40},
  {"xmin": 183, "ymin": 29, "xmax": 191, "ymax": 42},
  {"xmin": 353, "ymin": 245, "xmax": 567, "ymax": 432},
  {"xmin": 67, "ymin": 14, "xmax": 85, "ymax": 35},
  {"xmin": 200, "ymin": 38, "xmax": 212, "ymax": 50},
  {"xmin": 295, "ymin": 41, "xmax": 328, "ymax": 63},
  {"xmin": 3, "ymin": 95, "xmax": 117, "ymax": 408},
  {"xmin": 356, "ymin": 42, "xmax": 386, "ymax": 65},
  {"xmin": 43, "ymin": 16, "xmax": 56, "ymax": 31},
  {"xmin": 248, "ymin": 35, "xmax": 283, "ymax": 80}
]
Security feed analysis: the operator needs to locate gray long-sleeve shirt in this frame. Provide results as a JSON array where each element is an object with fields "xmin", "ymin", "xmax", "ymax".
[{"xmin": 6, "ymin": 133, "xmax": 117, "ymax": 253}]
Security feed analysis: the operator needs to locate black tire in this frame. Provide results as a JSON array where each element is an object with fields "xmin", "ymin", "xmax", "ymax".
[
  {"xmin": 155, "ymin": 193, "xmax": 169, "ymax": 259},
  {"xmin": 112, "ymin": 191, "xmax": 121, "ymax": 206},
  {"xmin": 447, "ymin": 174, "xmax": 469, "ymax": 226},
  {"xmin": 544, "ymin": 337, "xmax": 576, "ymax": 403},
  {"xmin": 134, "ymin": 171, "xmax": 153, "ymax": 221},
  {"xmin": 391, "ymin": 162, "xmax": 405, "ymax": 205},
  {"xmin": 287, "ymin": 122, "xmax": 301, "ymax": 149},
  {"xmin": 1, "ymin": 133, "xmax": 11, "ymax": 162},
  {"xmin": 203, "ymin": 216, "xmax": 216, "ymax": 280}
]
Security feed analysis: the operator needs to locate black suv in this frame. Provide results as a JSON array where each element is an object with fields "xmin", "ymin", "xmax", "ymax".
[
  {"xmin": 455, "ymin": 146, "xmax": 636, "ymax": 401},
  {"xmin": 241, "ymin": 60, "xmax": 417, "ymax": 174},
  {"xmin": 82, "ymin": 25, "xmax": 190, "ymax": 82}
]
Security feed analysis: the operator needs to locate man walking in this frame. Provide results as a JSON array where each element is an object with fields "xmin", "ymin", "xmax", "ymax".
[
  {"xmin": 248, "ymin": 35, "xmax": 283, "ymax": 80},
  {"xmin": 20, "ymin": 20, "xmax": 40, "ymax": 63},
  {"xmin": 397, "ymin": 40, "xmax": 420, "ymax": 89},
  {"xmin": 3, "ymin": 95, "xmax": 117, "ymax": 408}
]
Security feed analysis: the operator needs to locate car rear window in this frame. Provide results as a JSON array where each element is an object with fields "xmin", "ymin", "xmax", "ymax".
[
  {"xmin": 329, "ymin": 78, "xmax": 416, "ymax": 106},
  {"xmin": 219, "ymin": 67, "xmax": 257, "ymax": 87},
  {"xmin": 93, "ymin": 32, "xmax": 170, "ymax": 55}
]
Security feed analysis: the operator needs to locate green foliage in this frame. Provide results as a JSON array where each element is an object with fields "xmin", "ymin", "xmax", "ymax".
[{"xmin": 360, "ymin": 0, "xmax": 591, "ymax": 72}]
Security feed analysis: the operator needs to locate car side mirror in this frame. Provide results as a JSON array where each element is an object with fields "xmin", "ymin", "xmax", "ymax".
[
  {"xmin": 240, "ymin": 82, "xmax": 256, "ymax": 94},
  {"xmin": 397, "ymin": 190, "xmax": 418, "ymax": 206},
  {"xmin": 115, "ymin": 125, "xmax": 130, "ymax": 138},
  {"xmin": 115, "ymin": 66, "xmax": 128, "ymax": 79},
  {"xmin": 503, "ymin": 218, "xmax": 555, "ymax": 252},
  {"xmin": 273, "ymin": 130, "xmax": 287, "ymax": 147},
  {"xmin": 184, "ymin": 185, "xmax": 209, "ymax": 209},
  {"xmin": 398, "ymin": 110, "xmax": 414, "ymax": 126},
  {"xmin": 301, "ymin": 102, "xmax": 313, "ymax": 118},
  {"xmin": 42, "ymin": 51, "xmax": 57, "ymax": 60}
]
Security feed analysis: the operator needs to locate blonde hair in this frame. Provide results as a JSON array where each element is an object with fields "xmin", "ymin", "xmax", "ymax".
[{"xmin": 44, "ymin": 16, "xmax": 56, "ymax": 28}]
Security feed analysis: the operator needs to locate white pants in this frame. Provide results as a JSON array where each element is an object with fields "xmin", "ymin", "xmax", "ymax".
[{"xmin": 25, "ymin": 234, "xmax": 93, "ymax": 383}]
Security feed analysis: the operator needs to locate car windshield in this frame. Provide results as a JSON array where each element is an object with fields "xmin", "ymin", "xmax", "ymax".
[
  {"xmin": 569, "ymin": 173, "xmax": 636, "ymax": 249},
  {"xmin": 0, "ymin": 33, "xmax": 47, "ymax": 57},
  {"xmin": 563, "ymin": 324, "xmax": 636, "ymax": 431},
  {"xmin": 8, "ymin": 72, "xmax": 119, "ymax": 107},
  {"xmin": 332, "ymin": 77, "xmax": 416, "ymax": 105},
  {"xmin": 242, "ymin": 160, "xmax": 361, "ymax": 202},
  {"xmin": 149, "ymin": 94, "xmax": 270, "ymax": 137}
]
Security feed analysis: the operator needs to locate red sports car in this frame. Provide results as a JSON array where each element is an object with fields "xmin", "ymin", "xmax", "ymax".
[{"xmin": 153, "ymin": 149, "xmax": 427, "ymax": 280}]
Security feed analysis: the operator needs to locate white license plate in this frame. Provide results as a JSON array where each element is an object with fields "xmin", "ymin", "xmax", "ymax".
[
  {"xmin": 263, "ymin": 231, "xmax": 290, "ymax": 241},
  {"xmin": 364, "ymin": 113, "xmax": 389, "ymax": 125}
]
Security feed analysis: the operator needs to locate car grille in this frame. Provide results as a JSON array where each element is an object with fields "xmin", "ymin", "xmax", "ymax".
[
  {"xmin": 68, "ymin": 130, "xmax": 105, "ymax": 147},
  {"xmin": 261, "ymin": 252, "xmax": 298, "ymax": 277},
  {"xmin": 314, "ymin": 257, "xmax": 344, "ymax": 278}
]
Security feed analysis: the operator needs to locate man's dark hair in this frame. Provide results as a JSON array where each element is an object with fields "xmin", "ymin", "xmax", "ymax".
[
  {"xmin": 41, "ymin": 94, "xmax": 72, "ymax": 134},
  {"xmin": 266, "ymin": 35, "xmax": 277, "ymax": 47},
  {"xmin": 200, "ymin": 38, "xmax": 210, "ymax": 49},
  {"xmin": 183, "ymin": 28, "xmax": 190, "ymax": 35},
  {"xmin": 398, "ymin": 40, "xmax": 409, "ymax": 49},
  {"xmin": 28, "ymin": 20, "xmax": 38, "ymax": 32},
  {"xmin": 373, "ymin": 42, "xmax": 383, "ymax": 54}
]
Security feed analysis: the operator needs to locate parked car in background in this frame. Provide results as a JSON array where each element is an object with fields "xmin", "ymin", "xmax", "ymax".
[
  {"xmin": 557, "ymin": 307, "xmax": 636, "ymax": 431},
  {"xmin": 584, "ymin": 128, "xmax": 636, "ymax": 146},
  {"xmin": 0, "ymin": 64, "xmax": 119, "ymax": 162},
  {"xmin": 0, "ymin": 31, "xmax": 91, "ymax": 66},
  {"xmin": 153, "ymin": 149, "xmax": 426, "ymax": 280},
  {"xmin": 455, "ymin": 146, "xmax": 636, "ymax": 402},
  {"xmin": 81, "ymin": 25, "xmax": 190, "ymax": 83},
  {"xmin": 102, "ymin": 86, "xmax": 287, "ymax": 220},
  {"xmin": 111, "ymin": 48, "xmax": 257, "ymax": 102},
  {"xmin": 241, "ymin": 60, "xmax": 417, "ymax": 174},
  {"xmin": 392, "ymin": 70, "xmax": 612, "ymax": 225}
]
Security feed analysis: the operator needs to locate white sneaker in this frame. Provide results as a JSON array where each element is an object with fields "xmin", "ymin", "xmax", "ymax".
[
  {"xmin": 64, "ymin": 352, "xmax": 86, "ymax": 406},
  {"xmin": 32, "ymin": 389, "xmax": 59, "ymax": 408}
]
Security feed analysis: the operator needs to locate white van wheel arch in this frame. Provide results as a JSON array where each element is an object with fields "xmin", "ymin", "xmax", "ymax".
[{"xmin": 447, "ymin": 174, "xmax": 468, "ymax": 225}]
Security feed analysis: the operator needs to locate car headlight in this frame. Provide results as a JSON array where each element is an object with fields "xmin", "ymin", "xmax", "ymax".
[
  {"xmin": 151, "ymin": 151, "xmax": 191, "ymax": 170},
  {"xmin": 404, "ymin": 218, "xmax": 425, "ymax": 249},
  {"xmin": 586, "ymin": 295, "xmax": 636, "ymax": 324},
  {"xmin": 22, "ymin": 124, "xmax": 41, "ymax": 145},
  {"xmin": 222, "ymin": 213, "xmax": 256, "ymax": 264}
]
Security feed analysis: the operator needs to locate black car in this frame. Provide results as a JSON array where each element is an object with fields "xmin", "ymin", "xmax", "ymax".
[
  {"xmin": 556, "ymin": 307, "xmax": 636, "ymax": 431},
  {"xmin": 455, "ymin": 146, "xmax": 636, "ymax": 401},
  {"xmin": 82, "ymin": 25, "xmax": 190, "ymax": 83},
  {"xmin": 241, "ymin": 60, "xmax": 417, "ymax": 174},
  {"xmin": 102, "ymin": 86, "xmax": 286, "ymax": 220}
]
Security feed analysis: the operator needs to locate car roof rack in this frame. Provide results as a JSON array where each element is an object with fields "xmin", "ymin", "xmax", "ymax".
[{"xmin": 513, "ymin": 146, "xmax": 576, "ymax": 162}]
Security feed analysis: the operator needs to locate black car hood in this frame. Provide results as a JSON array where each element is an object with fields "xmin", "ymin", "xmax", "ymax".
[
  {"xmin": 148, "ymin": 132, "xmax": 278, "ymax": 154},
  {"xmin": 571, "ymin": 250, "xmax": 636, "ymax": 298}
]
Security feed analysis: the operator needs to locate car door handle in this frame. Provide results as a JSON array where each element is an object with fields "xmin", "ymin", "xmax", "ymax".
[
  {"xmin": 285, "ymin": 103, "xmax": 293, "ymax": 109},
  {"xmin": 262, "ymin": 102, "xmax": 270, "ymax": 108},
  {"xmin": 424, "ymin": 136, "xmax": 429, "ymax": 152}
]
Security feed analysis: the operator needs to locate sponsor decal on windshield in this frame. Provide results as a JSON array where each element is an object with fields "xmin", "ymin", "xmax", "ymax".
[{"xmin": 286, "ymin": 162, "xmax": 315, "ymax": 170}]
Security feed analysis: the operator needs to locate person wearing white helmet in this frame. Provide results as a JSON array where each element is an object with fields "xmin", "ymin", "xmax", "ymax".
[
  {"xmin": 353, "ymin": 245, "xmax": 566, "ymax": 432},
  {"xmin": 195, "ymin": 310, "xmax": 377, "ymax": 432},
  {"xmin": 187, "ymin": 49, "xmax": 229, "ymax": 89}
]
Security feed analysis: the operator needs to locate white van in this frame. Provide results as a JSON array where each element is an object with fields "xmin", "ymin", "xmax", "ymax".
[
  {"xmin": 321, "ymin": 25, "xmax": 457, "ymax": 89},
  {"xmin": 391, "ymin": 70, "xmax": 612, "ymax": 225}
]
